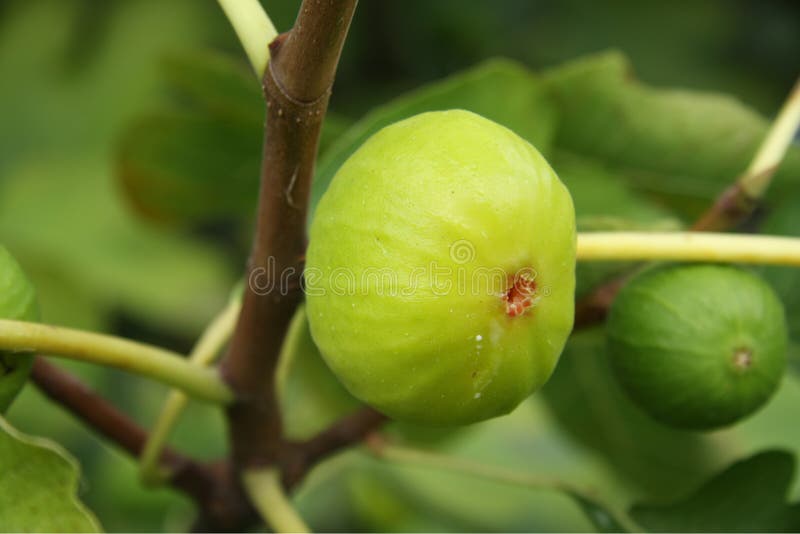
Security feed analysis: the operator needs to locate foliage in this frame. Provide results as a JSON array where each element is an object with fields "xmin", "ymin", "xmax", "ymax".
[
  {"xmin": 0, "ymin": 417, "xmax": 100, "ymax": 532},
  {"xmin": 0, "ymin": 0, "xmax": 798, "ymax": 531}
]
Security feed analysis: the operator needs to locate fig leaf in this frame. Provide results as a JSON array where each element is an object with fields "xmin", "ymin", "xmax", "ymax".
[
  {"xmin": 0, "ymin": 416, "xmax": 102, "ymax": 532},
  {"xmin": 631, "ymin": 450, "xmax": 800, "ymax": 532}
]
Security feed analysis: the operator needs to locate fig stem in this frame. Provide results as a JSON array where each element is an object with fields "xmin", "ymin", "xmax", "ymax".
[
  {"xmin": 243, "ymin": 467, "xmax": 311, "ymax": 533},
  {"xmin": 366, "ymin": 434, "xmax": 641, "ymax": 532},
  {"xmin": 577, "ymin": 232, "xmax": 800, "ymax": 266},
  {"xmin": 216, "ymin": 0, "xmax": 278, "ymax": 76},
  {"xmin": 0, "ymin": 320, "xmax": 233, "ymax": 404},
  {"xmin": 139, "ymin": 298, "xmax": 241, "ymax": 485}
]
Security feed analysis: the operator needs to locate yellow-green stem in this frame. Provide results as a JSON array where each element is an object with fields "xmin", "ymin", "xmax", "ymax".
[
  {"xmin": 741, "ymin": 77, "xmax": 800, "ymax": 197},
  {"xmin": 243, "ymin": 468, "xmax": 311, "ymax": 533},
  {"xmin": 577, "ymin": 232, "xmax": 800, "ymax": 266},
  {"xmin": 139, "ymin": 298, "xmax": 241, "ymax": 485},
  {"xmin": 0, "ymin": 320, "xmax": 232, "ymax": 404},
  {"xmin": 217, "ymin": 0, "xmax": 278, "ymax": 76}
]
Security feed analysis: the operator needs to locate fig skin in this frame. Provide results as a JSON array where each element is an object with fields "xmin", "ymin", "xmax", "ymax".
[
  {"xmin": 305, "ymin": 110, "xmax": 576, "ymax": 425},
  {"xmin": 0, "ymin": 246, "xmax": 39, "ymax": 412},
  {"xmin": 606, "ymin": 264, "xmax": 787, "ymax": 431}
]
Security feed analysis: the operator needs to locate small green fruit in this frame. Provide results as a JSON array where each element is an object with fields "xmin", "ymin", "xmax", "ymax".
[
  {"xmin": 0, "ymin": 246, "xmax": 39, "ymax": 412},
  {"xmin": 306, "ymin": 110, "xmax": 576, "ymax": 425},
  {"xmin": 606, "ymin": 264, "xmax": 787, "ymax": 430}
]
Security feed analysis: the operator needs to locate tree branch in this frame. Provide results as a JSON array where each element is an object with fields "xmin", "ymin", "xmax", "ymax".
[
  {"xmin": 220, "ymin": 0, "xmax": 358, "ymax": 473},
  {"xmin": 298, "ymin": 408, "xmax": 387, "ymax": 467},
  {"xmin": 30, "ymin": 358, "xmax": 229, "ymax": 509},
  {"xmin": 278, "ymin": 407, "xmax": 387, "ymax": 488}
]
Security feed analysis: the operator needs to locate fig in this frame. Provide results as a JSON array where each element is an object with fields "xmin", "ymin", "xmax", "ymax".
[
  {"xmin": 0, "ymin": 246, "xmax": 39, "ymax": 412},
  {"xmin": 606, "ymin": 264, "xmax": 787, "ymax": 430},
  {"xmin": 305, "ymin": 110, "xmax": 576, "ymax": 425}
]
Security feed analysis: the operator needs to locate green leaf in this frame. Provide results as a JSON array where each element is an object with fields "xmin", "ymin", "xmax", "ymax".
[
  {"xmin": 631, "ymin": 450, "xmax": 800, "ymax": 532},
  {"xmin": 759, "ymin": 196, "xmax": 800, "ymax": 340},
  {"xmin": 276, "ymin": 307, "xmax": 361, "ymax": 440},
  {"xmin": 555, "ymin": 151, "xmax": 681, "ymax": 229},
  {"xmin": 568, "ymin": 491, "xmax": 631, "ymax": 533},
  {"xmin": 540, "ymin": 328, "xmax": 732, "ymax": 500},
  {"xmin": 311, "ymin": 58, "xmax": 558, "ymax": 220},
  {"xmin": 345, "ymin": 399, "xmax": 628, "ymax": 532},
  {"xmin": 116, "ymin": 51, "xmax": 264, "ymax": 226},
  {"xmin": 552, "ymin": 151, "xmax": 682, "ymax": 298},
  {"xmin": 543, "ymin": 51, "xmax": 800, "ymax": 220},
  {"xmin": 159, "ymin": 52, "xmax": 265, "ymax": 123},
  {"xmin": 0, "ymin": 159, "xmax": 235, "ymax": 333},
  {"xmin": 0, "ymin": 246, "xmax": 39, "ymax": 413},
  {"xmin": 118, "ymin": 111, "xmax": 263, "ymax": 225},
  {"xmin": 117, "ymin": 50, "xmax": 353, "ymax": 228},
  {"xmin": 0, "ymin": 416, "xmax": 101, "ymax": 532}
]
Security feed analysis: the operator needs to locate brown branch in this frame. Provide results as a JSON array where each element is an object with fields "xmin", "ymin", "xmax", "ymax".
[
  {"xmin": 300, "ymin": 408, "xmax": 387, "ymax": 466},
  {"xmin": 281, "ymin": 407, "xmax": 388, "ymax": 488},
  {"xmin": 31, "ymin": 358, "xmax": 152, "ymax": 458},
  {"xmin": 31, "ymin": 357, "xmax": 252, "ymax": 530},
  {"xmin": 691, "ymin": 172, "xmax": 767, "ymax": 232},
  {"xmin": 573, "ymin": 276, "xmax": 629, "ymax": 329},
  {"xmin": 220, "ymin": 0, "xmax": 358, "ymax": 473}
]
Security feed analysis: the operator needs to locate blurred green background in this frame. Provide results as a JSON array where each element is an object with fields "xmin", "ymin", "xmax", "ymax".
[{"xmin": 1, "ymin": 0, "xmax": 799, "ymax": 531}]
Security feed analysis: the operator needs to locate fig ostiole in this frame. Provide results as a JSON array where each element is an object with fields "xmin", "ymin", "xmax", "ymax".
[
  {"xmin": 606, "ymin": 263, "xmax": 787, "ymax": 431},
  {"xmin": 305, "ymin": 110, "xmax": 576, "ymax": 426},
  {"xmin": 0, "ymin": 246, "xmax": 39, "ymax": 413}
]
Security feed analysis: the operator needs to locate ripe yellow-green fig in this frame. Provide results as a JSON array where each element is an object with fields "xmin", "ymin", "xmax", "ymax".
[
  {"xmin": 305, "ymin": 110, "xmax": 576, "ymax": 425},
  {"xmin": 0, "ymin": 246, "xmax": 39, "ymax": 412}
]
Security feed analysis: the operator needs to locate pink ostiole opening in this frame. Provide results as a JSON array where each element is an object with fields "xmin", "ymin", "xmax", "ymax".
[{"xmin": 503, "ymin": 273, "xmax": 537, "ymax": 317}]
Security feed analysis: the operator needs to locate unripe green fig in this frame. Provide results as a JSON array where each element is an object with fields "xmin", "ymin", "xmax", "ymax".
[
  {"xmin": 305, "ymin": 110, "xmax": 576, "ymax": 425},
  {"xmin": 606, "ymin": 264, "xmax": 787, "ymax": 431},
  {"xmin": 0, "ymin": 246, "xmax": 39, "ymax": 412}
]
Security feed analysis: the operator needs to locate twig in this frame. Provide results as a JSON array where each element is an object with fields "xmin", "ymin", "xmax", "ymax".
[
  {"xmin": 140, "ymin": 298, "xmax": 241, "ymax": 485},
  {"xmin": 282, "ymin": 407, "xmax": 387, "ymax": 487},
  {"xmin": 220, "ymin": 0, "xmax": 358, "ymax": 472},
  {"xmin": 30, "ymin": 358, "xmax": 223, "ymax": 506},
  {"xmin": 299, "ymin": 407, "xmax": 387, "ymax": 466},
  {"xmin": 574, "ymin": 276, "xmax": 629, "ymax": 330},
  {"xmin": 0, "ymin": 320, "xmax": 232, "ymax": 403}
]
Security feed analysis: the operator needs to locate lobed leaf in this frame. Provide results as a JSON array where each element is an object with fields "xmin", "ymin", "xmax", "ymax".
[
  {"xmin": 631, "ymin": 450, "xmax": 800, "ymax": 532},
  {"xmin": 0, "ymin": 416, "xmax": 101, "ymax": 532},
  {"xmin": 543, "ymin": 51, "xmax": 800, "ymax": 220},
  {"xmin": 116, "ymin": 51, "xmax": 353, "ymax": 228},
  {"xmin": 540, "ymin": 329, "xmax": 731, "ymax": 500}
]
